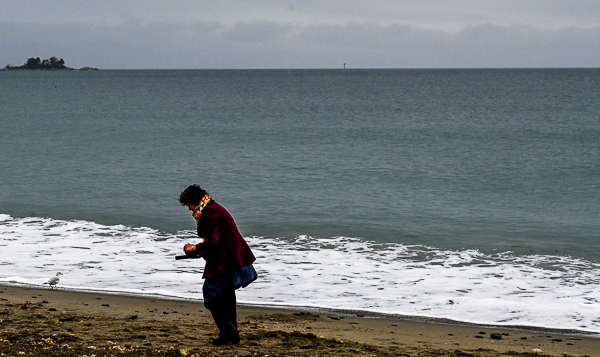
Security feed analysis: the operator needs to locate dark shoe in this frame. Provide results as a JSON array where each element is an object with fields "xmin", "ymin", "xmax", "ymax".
[{"xmin": 211, "ymin": 322, "xmax": 240, "ymax": 346}]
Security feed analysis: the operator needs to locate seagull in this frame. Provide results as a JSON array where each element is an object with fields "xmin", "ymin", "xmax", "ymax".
[{"xmin": 44, "ymin": 272, "xmax": 62, "ymax": 290}]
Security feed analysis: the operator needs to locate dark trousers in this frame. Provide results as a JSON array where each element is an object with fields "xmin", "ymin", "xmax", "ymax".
[{"xmin": 205, "ymin": 289, "xmax": 237, "ymax": 331}]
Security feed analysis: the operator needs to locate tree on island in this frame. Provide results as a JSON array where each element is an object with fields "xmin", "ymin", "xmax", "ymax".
[
  {"xmin": 25, "ymin": 56, "xmax": 67, "ymax": 70},
  {"xmin": 2, "ymin": 57, "xmax": 98, "ymax": 71}
]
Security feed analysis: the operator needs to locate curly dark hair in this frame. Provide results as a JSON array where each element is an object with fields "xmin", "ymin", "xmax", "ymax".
[{"xmin": 179, "ymin": 184, "xmax": 209, "ymax": 206}]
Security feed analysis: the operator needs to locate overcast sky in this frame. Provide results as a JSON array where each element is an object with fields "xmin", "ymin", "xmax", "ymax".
[{"xmin": 2, "ymin": 1, "xmax": 599, "ymax": 69}]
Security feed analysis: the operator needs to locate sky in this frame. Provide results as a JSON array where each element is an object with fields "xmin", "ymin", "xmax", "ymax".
[{"xmin": 2, "ymin": 1, "xmax": 600, "ymax": 69}]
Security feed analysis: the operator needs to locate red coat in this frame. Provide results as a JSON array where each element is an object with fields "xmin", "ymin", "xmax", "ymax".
[{"xmin": 194, "ymin": 201, "xmax": 256, "ymax": 279}]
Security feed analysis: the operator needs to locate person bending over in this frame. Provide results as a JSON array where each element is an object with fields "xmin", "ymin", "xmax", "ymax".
[{"xmin": 179, "ymin": 184, "xmax": 257, "ymax": 345}]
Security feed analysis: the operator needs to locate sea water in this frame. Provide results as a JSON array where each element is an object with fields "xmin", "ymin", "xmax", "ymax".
[{"xmin": 1, "ymin": 69, "xmax": 599, "ymax": 332}]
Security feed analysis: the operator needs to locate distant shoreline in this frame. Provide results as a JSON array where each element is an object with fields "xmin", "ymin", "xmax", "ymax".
[
  {"xmin": 1, "ymin": 66, "xmax": 99, "ymax": 71},
  {"xmin": 2, "ymin": 57, "xmax": 98, "ymax": 71}
]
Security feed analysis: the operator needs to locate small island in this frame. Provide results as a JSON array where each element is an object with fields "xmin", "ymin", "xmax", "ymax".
[{"xmin": 1, "ymin": 56, "xmax": 98, "ymax": 71}]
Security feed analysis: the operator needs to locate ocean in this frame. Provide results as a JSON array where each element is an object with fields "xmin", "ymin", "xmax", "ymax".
[{"xmin": 1, "ymin": 69, "xmax": 599, "ymax": 332}]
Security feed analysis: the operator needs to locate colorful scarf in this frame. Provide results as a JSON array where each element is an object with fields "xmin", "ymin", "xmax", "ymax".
[{"xmin": 192, "ymin": 195, "xmax": 212, "ymax": 221}]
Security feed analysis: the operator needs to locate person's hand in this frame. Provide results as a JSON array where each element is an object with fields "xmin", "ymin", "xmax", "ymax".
[
  {"xmin": 183, "ymin": 244, "xmax": 197, "ymax": 255},
  {"xmin": 192, "ymin": 209, "xmax": 202, "ymax": 220}
]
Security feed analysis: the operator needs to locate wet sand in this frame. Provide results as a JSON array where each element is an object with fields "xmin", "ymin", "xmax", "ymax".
[{"xmin": 0, "ymin": 285, "xmax": 598, "ymax": 356}]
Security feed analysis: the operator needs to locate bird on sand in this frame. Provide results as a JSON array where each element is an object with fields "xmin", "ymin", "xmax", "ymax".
[{"xmin": 44, "ymin": 272, "xmax": 62, "ymax": 289}]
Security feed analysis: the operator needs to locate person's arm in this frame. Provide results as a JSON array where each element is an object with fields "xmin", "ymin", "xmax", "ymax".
[{"xmin": 183, "ymin": 209, "xmax": 220, "ymax": 257}]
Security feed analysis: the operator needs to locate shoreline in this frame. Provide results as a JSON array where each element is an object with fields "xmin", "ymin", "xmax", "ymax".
[
  {"xmin": 1, "ymin": 285, "xmax": 599, "ymax": 356},
  {"xmin": 2, "ymin": 282, "xmax": 599, "ymax": 338}
]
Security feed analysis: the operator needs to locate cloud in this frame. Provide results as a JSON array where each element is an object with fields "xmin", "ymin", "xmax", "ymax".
[
  {"xmin": 2, "ymin": 16, "xmax": 599, "ymax": 69},
  {"xmin": 222, "ymin": 21, "xmax": 295, "ymax": 43}
]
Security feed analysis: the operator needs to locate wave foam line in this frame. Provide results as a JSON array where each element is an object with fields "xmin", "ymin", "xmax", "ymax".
[{"xmin": 2, "ymin": 214, "xmax": 600, "ymax": 332}]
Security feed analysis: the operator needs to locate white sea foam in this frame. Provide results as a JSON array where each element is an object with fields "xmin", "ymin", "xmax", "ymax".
[{"xmin": 1, "ymin": 213, "xmax": 600, "ymax": 333}]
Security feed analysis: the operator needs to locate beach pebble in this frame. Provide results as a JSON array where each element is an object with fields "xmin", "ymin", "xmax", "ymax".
[
  {"xmin": 490, "ymin": 333, "xmax": 502, "ymax": 340},
  {"xmin": 48, "ymin": 308, "xmax": 57, "ymax": 311},
  {"xmin": 42, "ymin": 300, "xmax": 49, "ymax": 303},
  {"xmin": 137, "ymin": 333, "xmax": 147, "ymax": 339},
  {"xmin": 531, "ymin": 348, "xmax": 543, "ymax": 354},
  {"xmin": 300, "ymin": 343, "xmax": 318, "ymax": 349},
  {"xmin": 453, "ymin": 350, "xmax": 469, "ymax": 356},
  {"xmin": 246, "ymin": 333, "xmax": 260, "ymax": 340}
]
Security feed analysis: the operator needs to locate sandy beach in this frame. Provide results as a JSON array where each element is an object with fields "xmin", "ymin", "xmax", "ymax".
[{"xmin": 0, "ymin": 285, "xmax": 598, "ymax": 356}]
